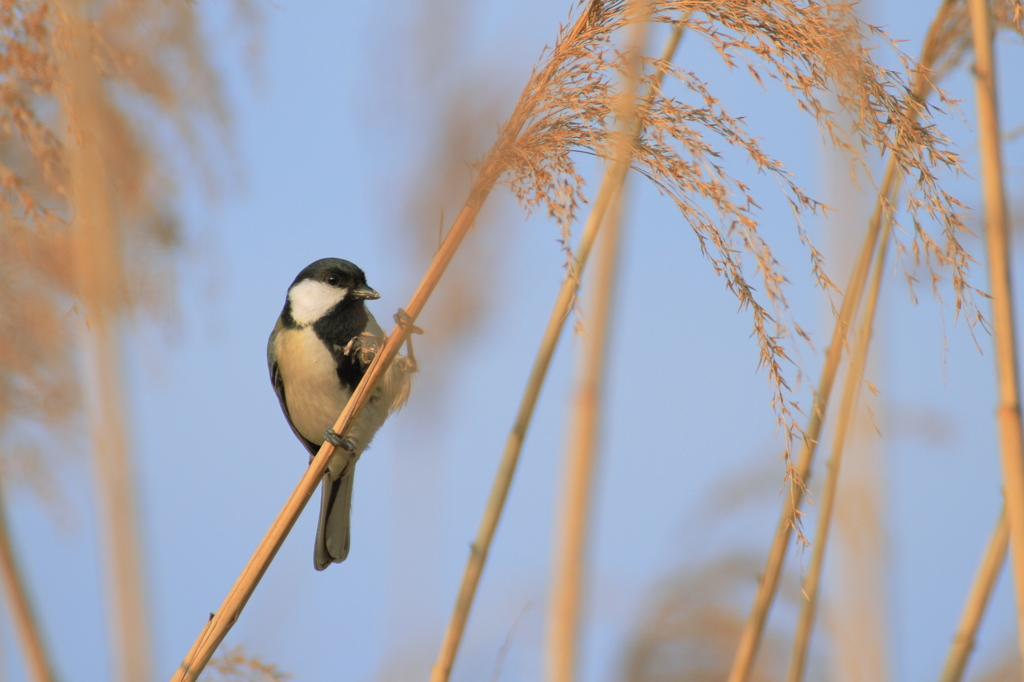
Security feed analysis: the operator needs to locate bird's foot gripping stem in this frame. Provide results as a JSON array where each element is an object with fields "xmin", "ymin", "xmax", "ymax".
[
  {"xmin": 323, "ymin": 429, "xmax": 358, "ymax": 453},
  {"xmin": 393, "ymin": 308, "xmax": 424, "ymax": 336},
  {"xmin": 393, "ymin": 308, "xmax": 423, "ymax": 374}
]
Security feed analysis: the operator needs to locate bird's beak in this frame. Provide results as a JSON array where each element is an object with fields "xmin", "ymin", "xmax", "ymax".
[{"xmin": 351, "ymin": 287, "xmax": 380, "ymax": 300}]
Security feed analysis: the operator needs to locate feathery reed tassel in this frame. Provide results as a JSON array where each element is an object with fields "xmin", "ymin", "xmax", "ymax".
[
  {"xmin": 967, "ymin": 0, "xmax": 1024, "ymax": 669},
  {"xmin": 726, "ymin": 146, "xmax": 891, "ymax": 682},
  {"xmin": 725, "ymin": 4, "xmax": 961, "ymax": 678}
]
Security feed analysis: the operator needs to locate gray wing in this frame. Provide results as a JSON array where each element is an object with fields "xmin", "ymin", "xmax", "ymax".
[{"xmin": 268, "ymin": 319, "xmax": 320, "ymax": 457}]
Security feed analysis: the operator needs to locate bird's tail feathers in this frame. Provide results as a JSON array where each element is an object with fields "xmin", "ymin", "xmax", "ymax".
[{"xmin": 314, "ymin": 462, "xmax": 356, "ymax": 570}]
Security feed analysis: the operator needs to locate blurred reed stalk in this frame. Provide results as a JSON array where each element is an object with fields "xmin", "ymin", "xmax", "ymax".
[
  {"xmin": 0, "ymin": 486, "xmax": 56, "ymax": 682},
  {"xmin": 968, "ymin": 0, "xmax": 1024, "ymax": 667},
  {"xmin": 939, "ymin": 508, "xmax": 1009, "ymax": 682},
  {"xmin": 430, "ymin": 181, "xmax": 609, "ymax": 682},
  {"xmin": 59, "ymin": 7, "xmax": 153, "ymax": 682},
  {"xmin": 827, "ymin": 115, "xmax": 890, "ymax": 682},
  {"xmin": 546, "ymin": 187, "xmax": 625, "ymax": 682},
  {"xmin": 726, "ymin": 2, "xmax": 957, "ymax": 677},
  {"xmin": 544, "ymin": 8, "xmax": 659, "ymax": 682},
  {"xmin": 785, "ymin": 204, "xmax": 892, "ymax": 682},
  {"xmin": 172, "ymin": 5, "xmax": 616, "ymax": 680}
]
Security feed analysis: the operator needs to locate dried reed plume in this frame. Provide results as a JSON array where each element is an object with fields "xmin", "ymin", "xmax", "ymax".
[
  {"xmin": 0, "ymin": 1, "xmax": 253, "ymax": 680},
  {"xmin": 491, "ymin": 0, "xmax": 969, "ymax": 489},
  {"xmin": 200, "ymin": 645, "xmax": 291, "ymax": 682},
  {"xmin": 724, "ymin": 0, "xmax": 1014, "ymax": 676},
  {"xmin": 623, "ymin": 553, "xmax": 812, "ymax": 682}
]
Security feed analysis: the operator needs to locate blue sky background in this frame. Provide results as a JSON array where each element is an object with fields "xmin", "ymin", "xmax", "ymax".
[{"xmin": 4, "ymin": 1, "xmax": 1024, "ymax": 681}]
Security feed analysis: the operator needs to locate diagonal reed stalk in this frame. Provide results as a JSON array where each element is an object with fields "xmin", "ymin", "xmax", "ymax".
[
  {"xmin": 545, "ymin": 180, "xmax": 626, "ymax": 682},
  {"xmin": 968, "ymin": 0, "xmax": 1024, "ymax": 668},
  {"xmin": 170, "ymin": 188, "xmax": 500, "ymax": 682},
  {"xmin": 170, "ymin": 167, "xmax": 500, "ymax": 682},
  {"xmin": 0, "ymin": 485, "xmax": 56, "ymax": 682},
  {"xmin": 785, "ymin": 198, "xmax": 893, "ymax": 682},
  {"xmin": 726, "ymin": 4, "xmax": 958, "ymax": 679},
  {"xmin": 170, "ymin": 5, "xmax": 616, "ymax": 681},
  {"xmin": 939, "ymin": 507, "xmax": 1009, "ymax": 682},
  {"xmin": 544, "ymin": 9, "xmax": 660, "ymax": 682},
  {"xmin": 428, "ymin": 163, "xmax": 614, "ymax": 682}
]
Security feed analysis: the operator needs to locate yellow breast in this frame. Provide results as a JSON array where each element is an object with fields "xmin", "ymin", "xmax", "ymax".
[{"xmin": 274, "ymin": 327, "xmax": 350, "ymax": 444}]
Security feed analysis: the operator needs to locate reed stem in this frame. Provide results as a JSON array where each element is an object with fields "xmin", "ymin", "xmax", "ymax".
[
  {"xmin": 938, "ymin": 508, "xmax": 1009, "ymax": 682},
  {"xmin": 544, "ymin": 11, "xmax": 659, "ymax": 682},
  {"xmin": 60, "ymin": 7, "xmax": 153, "ymax": 681},
  {"xmin": 967, "ymin": 0, "xmax": 1024, "ymax": 669},
  {"xmin": 725, "ymin": 3, "xmax": 956, "ymax": 677},
  {"xmin": 0, "ymin": 486, "xmax": 56, "ymax": 682},
  {"xmin": 785, "ymin": 205, "xmax": 892, "ymax": 682},
  {"xmin": 545, "ymin": 196, "xmax": 624, "ymax": 682}
]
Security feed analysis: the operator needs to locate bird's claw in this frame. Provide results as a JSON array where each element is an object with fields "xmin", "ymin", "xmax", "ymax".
[
  {"xmin": 323, "ymin": 429, "xmax": 358, "ymax": 453},
  {"xmin": 392, "ymin": 308, "xmax": 422, "ymax": 373},
  {"xmin": 393, "ymin": 309, "xmax": 424, "ymax": 335}
]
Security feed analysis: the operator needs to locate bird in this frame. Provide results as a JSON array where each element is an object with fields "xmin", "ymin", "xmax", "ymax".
[{"xmin": 267, "ymin": 258, "xmax": 417, "ymax": 570}]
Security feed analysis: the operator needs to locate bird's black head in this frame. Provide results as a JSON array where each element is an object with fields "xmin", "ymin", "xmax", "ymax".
[{"xmin": 283, "ymin": 258, "xmax": 379, "ymax": 327}]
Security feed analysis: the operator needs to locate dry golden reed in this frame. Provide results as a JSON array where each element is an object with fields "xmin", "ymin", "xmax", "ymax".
[
  {"xmin": 727, "ymin": 1, "xmax": 1024, "ymax": 678},
  {"xmin": 0, "ymin": 2, "xmax": 256, "ymax": 681},
  {"xmin": 547, "ymin": 9, "xmax": 653, "ymax": 682},
  {"xmin": 0, "ymin": 0, "xmax": 252, "ymax": 482},
  {"xmin": 965, "ymin": 0, "xmax": 1024, "ymax": 671},
  {"xmin": 475, "ymin": 1, "xmax": 973, "ymax": 493},
  {"xmin": 623, "ymin": 553, "xmax": 811, "ymax": 682}
]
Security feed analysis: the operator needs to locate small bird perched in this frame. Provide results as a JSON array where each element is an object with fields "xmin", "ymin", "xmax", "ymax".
[{"xmin": 267, "ymin": 258, "xmax": 417, "ymax": 570}]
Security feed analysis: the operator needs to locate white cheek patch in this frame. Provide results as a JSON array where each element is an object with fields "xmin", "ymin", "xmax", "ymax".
[{"xmin": 288, "ymin": 280, "xmax": 347, "ymax": 325}]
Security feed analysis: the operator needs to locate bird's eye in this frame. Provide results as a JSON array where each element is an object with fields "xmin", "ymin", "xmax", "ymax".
[{"xmin": 326, "ymin": 274, "xmax": 340, "ymax": 286}]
